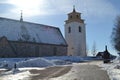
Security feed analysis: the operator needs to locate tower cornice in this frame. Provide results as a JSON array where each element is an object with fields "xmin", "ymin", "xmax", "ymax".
[{"xmin": 65, "ymin": 19, "xmax": 84, "ymax": 24}]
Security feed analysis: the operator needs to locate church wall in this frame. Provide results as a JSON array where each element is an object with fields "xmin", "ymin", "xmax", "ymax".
[
  {"xmin": 56, "ymin": 46, "xmax": 67, "ymax": 56},
  {"xmin": 11, "ymin": 42, "xmax": 37, "ymax": 57},
  {"xmin": 0, "ymin": 41, "xmax": 67, "ymax": 57},
  {"xmin": 38, "ymin": 45, "xmax": 67, "ymax": 56},
  {"xmin": 0, "ymin": 37, "xmax": 16, "ymax": 57}
]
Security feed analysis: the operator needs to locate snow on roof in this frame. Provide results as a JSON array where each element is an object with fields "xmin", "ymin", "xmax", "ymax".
[{"xmin": 0, "ymin": 17, "xmax": 67, "ymax": 45}]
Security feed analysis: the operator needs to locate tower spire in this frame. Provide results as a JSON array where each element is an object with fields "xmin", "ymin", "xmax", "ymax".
[
  {"xmin": 105, "ymin": 45, "xmax": 108, "ymax": 52},
  {"xmin": 20, "ymin": 10, "xmax": 23, "ymax": 22},
  {"xmin": 73, "ymin": 5, "xmax": 76, "ymax": 12}
]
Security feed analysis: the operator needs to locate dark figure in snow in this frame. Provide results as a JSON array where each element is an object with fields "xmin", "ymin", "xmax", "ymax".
[
  {"xmin": 103, "ymin": 46, "xmax": 111, "ymax": 63},
  {"xmin": 14, "ymin": 63, "xmax": 17, "ymax": 69}
]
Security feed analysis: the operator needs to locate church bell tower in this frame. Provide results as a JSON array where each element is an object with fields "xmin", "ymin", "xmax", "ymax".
[{"xmin": 64, "ymin": 6, "xmax": 86, "ymax": 57}]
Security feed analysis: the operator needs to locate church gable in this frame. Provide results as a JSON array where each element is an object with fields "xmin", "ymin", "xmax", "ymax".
[{"xmin": 0, "ymin": 36, "xmax": 16, "ymax": 57}]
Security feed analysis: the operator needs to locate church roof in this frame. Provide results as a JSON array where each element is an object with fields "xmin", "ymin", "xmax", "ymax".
[{"xmin": 0, "ymin": 17, "xmax": 67, "ymax": 46}]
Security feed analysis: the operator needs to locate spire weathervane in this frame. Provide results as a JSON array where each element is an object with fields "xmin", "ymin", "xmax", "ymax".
[{"xmin": 20, "ymin": 10, "xmax": 23, "ymax": 22}]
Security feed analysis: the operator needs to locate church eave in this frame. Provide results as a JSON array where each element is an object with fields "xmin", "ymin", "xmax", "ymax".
[
  {"xmin": 9, "ymin": 40, "xmax": 68, "ymax": 47},
  {"xmin": 67, "ymin": 11, "xmax": 81, "ymax": 15}
]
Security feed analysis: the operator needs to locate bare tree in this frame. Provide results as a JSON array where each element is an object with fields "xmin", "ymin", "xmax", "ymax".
[
  {"xmin": 111, "ymin": 16, "xmax": 120, "ymax": 52},
  {"xmin": 91, "ymin": 41, "xmax": 97, "ymax": 56}
]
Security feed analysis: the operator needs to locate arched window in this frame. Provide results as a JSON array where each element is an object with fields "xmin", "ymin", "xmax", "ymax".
[
  {"xmin": 68, "ymin": 27, "xmax": 71, "ymax": 33},
  {"xmin": 79, "ymin": 26, "xmax": 81, "ymax": 32}
]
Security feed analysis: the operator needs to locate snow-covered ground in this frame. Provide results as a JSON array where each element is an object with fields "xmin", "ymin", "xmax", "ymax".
[
  {"xmin": 0, "ymin": 56, "xmax": 100, "ymax": 80},
  {"xmin": 100, "ymin": 57, "xmax": 120, "ymax": 80},
  {"xmin": 0, "ymin": 56, "xmax": 120, "ymax": 80},
  {"xmin": 0, "ymin": 56, "xmax": 100, "ymax": 69},
  {"xmin": 0, "ymin": 67, "xmax": 45, "ymax": 80},
  {"xmin": 0, "ymin": 69, "xmax": 31, "ymax": 80}
]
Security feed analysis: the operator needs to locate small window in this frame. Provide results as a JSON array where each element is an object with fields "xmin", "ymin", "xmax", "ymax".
[
  {"xmin": 70, "ymin": 15, "xmax": 72, "ymax": 18},
  {"xmin": 79, "ymin": 26, "xmax": 81, "ymax": 32},
  {"xmin": 68, "ymin": 27, "xmax": 71, "ymax": 33},
  {"xmin": 76, "ymin": 15, "xmax": 79, "ymax": 18}
]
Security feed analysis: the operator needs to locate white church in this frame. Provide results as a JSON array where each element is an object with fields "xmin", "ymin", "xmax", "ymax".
[
  {"xmin": 65, "ymin": 7, "xmax": 87, "ymax": 57},
  {"xmin": 0, "ymin": 7, "xmax": 87, "ymax": 57}
]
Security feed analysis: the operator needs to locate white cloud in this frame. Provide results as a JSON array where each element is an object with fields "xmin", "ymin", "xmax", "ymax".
[
  {"xmin": 1, "ymin": 0, "xmax": 74, "ymax": 17},
  {"xmin": 0, "ymin": 0, "xmax": 119, "ymax": 18},
  {"xmin": 9, "ymin": 0, "xmax": 47, "ymax": 16}
]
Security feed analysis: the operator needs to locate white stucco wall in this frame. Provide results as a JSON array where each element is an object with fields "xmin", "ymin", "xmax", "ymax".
[{"xmin": 65, "ymin": 22, "xmax": 86, "ymax": 57}]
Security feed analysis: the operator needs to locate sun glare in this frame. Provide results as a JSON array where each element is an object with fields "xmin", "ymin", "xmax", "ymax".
[{"xmin": 9, "ymin": 0, "xmax": 47, "ymax": 16}]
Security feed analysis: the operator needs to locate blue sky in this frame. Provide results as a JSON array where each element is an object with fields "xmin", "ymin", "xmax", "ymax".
[{"xmin": 0, "ymin": 0, "xmax": 120, "ymax": 55}]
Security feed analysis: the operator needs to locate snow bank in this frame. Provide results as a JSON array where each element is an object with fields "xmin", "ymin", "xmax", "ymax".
[
  {"xmin": 17, "ymin": 58, "xmax": 55, "ymax": 68},
  {"xmin": 44, "ymin": 56, "xmax": 100, "ymax": 62},
  {"xmin": 0, "ymin": 58, "xmax": 31, "ymax": 69},
  {"xmin": 0, "ymin": 61, "xmax": 15, "ymax": 69},
  {"xmin": 100, "ymin": 56, "xmax": 120, "ymax": 80},
  {"xmin": 0, "ymin": 56, "xmax": 101, "ymax": 69},
  {"xmin": 0, "ymin": 58, "xmax": 55, "ymax": 69}
]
